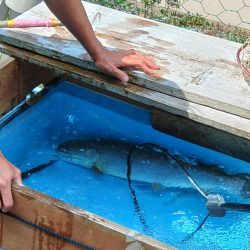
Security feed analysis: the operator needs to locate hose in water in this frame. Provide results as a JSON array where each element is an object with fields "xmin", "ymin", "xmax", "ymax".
[
  {"xmin": 21, "ymin": 141, "xmax": 250, "ymax": 240},
  {"xmin": 127, "ymin": 144, "xmax": 152, "ymax": 234},
  {"xmin": 126, "ymin": 142, "xmax": 250, "ymax": 241}
]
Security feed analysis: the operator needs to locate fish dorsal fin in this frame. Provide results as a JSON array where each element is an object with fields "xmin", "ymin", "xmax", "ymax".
[
  {"xmin": 152, "ymin": 182, "xmax": 166, "ymax": 192},
  {"xmin": 92, "ymin": 162, "xmax": 104, "ymax": 174},
  {"xmin": 197, "ymin": 161, "xmax": 231, "ymax": 176}
]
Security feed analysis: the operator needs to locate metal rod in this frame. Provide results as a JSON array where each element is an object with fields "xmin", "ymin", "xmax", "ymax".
[{"xmin": 221, "ymin": 202, "xmax": 250, "ymax": 213}]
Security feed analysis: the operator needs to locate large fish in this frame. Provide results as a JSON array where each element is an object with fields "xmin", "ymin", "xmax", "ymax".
[{"xmin": 57, "ymin": 139, "xmax": 250, "ymax": 199}]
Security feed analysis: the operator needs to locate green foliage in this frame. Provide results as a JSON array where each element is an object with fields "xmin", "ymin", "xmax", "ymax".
[
  {"xmin": 141, "ymin": 0, "xmax": 161, "ymax": 17},
  {"xmin": 165, "ymin": 0, "xmax": 180, "ymax": 8},
  {"xmin": 157, "ymin": 8, "xmax": 210, "ymax": 28},
  {"xmin": 227, "ymin": 32, "xmax": 246, "ymax": 43},
  {"xmin": 87, "ymin": 0, "xmax": 134, "ymax": 12}
]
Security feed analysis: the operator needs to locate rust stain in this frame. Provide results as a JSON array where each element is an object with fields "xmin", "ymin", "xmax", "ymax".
[
  {"xmin": 98, "ymin": 29, "xmax": 148, "ymax": 41},
  {"xmin": 47, "ymin": 221, "xmax": 55, "ymax": 250},
  {"xmin": 38, "ymin": 216, "xmax": 45, "ymax": 250},
  {"xmin": 149, "ymin": 36, "xmax": 175, "ymax": 48},
  {"xmin": 31, "ymin": 213, "xmax": 70, "ymax": 250},
  {"xmin": 96, "ymin": 32, "xmax": 133, "ymax": 50},
  {"xmin": 216, "ymin": 59, "xmax": 239, "ymax": 68},
  {"xmin": 31, "ymin": 210, "xmax": 39, "ymax": 250},
  {"xmin": 127, "ymin": 30, "xmax": 149, "ymax": 37},
  {"xmin": 95, "ymin": 32, "xmax": 113, "ymax": 40},
  {"xmin": 50, "ymin": 27, "xmax": 75, "ymax": 41},
  {"xmin": 152, "ymin": 45, "xmax": 167, "ymax": 52},
  {"xmin": 126, "ymin": 17, "xmax": 159, "ymax": 27},
  {"xmin": 66, "ymin": 212, "xmax": 74, "ymax": 236}
]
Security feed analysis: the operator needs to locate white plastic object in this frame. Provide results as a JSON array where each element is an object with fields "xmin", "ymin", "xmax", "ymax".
[{"xmin": 5, "ymin": 0, "xmax": 42, "ymax": 14}]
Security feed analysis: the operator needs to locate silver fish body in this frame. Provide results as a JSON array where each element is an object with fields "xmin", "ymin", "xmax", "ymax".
[{"xmin": 57, "ymin": 139, "xmax": 250, "ymax": 198}]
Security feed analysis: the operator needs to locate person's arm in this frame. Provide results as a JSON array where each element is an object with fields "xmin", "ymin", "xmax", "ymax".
[
  {"xmin": 44, "ymin": 0, "xmax": 160, "ymax": 82},
  {"xmin": 0, "ymin": 152, "xmax": 22, "ymax": 212}
]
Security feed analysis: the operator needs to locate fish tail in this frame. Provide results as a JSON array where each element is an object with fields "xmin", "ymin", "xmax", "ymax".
[{"xmin": 240, "ymin": 175, "xmax": 250, "ymax": 199}]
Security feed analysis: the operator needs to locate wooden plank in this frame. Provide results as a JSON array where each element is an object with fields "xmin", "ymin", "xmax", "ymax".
[
  {"xmin": 0, "ymin": 56, "xmax": 55, "ymax": 117},
  {"xmin": 1, "ymin": 42, "xmax": 249, "ymax": 145},
  {"xmin": 0, "ymin": 184, "xmax": 173, "ymax": 250},
  {"xmin": 151, "ymin": 110, "xmax": 250, "ymax": 162},
  {"xmin": 0, "ymin": 57, "xmax": 20, "ymax": 115},
  {"xmin": 0, "ymin": 2, "xmax": 249, "ymax": 119}
]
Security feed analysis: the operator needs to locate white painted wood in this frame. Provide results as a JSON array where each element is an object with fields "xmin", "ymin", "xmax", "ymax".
[
  {"xmin": 1, "ymin": 42, "xmax": 249, "ymax": 141},
  {"xmin": 0, "ymin": 1, "xmax": 249, "ymax": 119}
]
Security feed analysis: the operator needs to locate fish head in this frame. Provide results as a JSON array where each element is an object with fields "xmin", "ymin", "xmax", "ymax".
[{"xmin": 57, "ymin": 140, "xmax": 99, "ymax": 168}]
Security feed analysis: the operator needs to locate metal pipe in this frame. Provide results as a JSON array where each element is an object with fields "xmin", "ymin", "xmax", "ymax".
[{"xmin": 0, "ymin": 84, "xmax": 47, "ymax": 129}]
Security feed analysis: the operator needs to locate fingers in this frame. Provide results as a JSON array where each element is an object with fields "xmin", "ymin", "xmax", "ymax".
[
  {"xmin": 0, "ymin": 153, "xmax": 22, "ymax": 212},
  {"xmin": 124, "ymin": 59, "xmax": 156, "ymax": 76},
  {"xmin": 13, "ymin": 167, "xmax": 23, "ymax": 185},
  {"xmin": 0, "ymin": 180, "xmax": 13, "ymax": 212},
  {"xmin": 2, "ymin": 157, "xmax": 22, "ymax": 185},
  {"xmin": 95, "ymin": 48, "xmax": 160, "ymax": 82},
  {"xmin": 111, "ymin": 66, "xmax": 129, "ymax": 82},
  {"xmin": 120, "ymin": 54, "xmax": 160, "ymax": 75},
  {"xmin": 127, "ymin": 51, "xmax": 160, "ymax": 70},
  {"xmin": 144, "ymin": 57, "xmax": 160, "ymax": 70},
  {"xmin": 137, "ymin": 62, "xmax": 155, "ymax": 76},
  {"xmin": 96, "ymin": 59, "xmax": 129, "ymax": 83}
]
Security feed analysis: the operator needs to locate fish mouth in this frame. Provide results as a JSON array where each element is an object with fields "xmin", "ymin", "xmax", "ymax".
[
  {"xmin": 56, "ymin": 146, "xmax": 78, "ymax": 161},
  {"xmin": 57, "ymin": 150, "xmax": 84, "ymax": 165}
]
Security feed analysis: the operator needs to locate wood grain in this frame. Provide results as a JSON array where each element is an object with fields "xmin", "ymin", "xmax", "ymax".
[
  {"xmin": 0, "ymin": 184, "xmax": 173, "ymax": 250},
  {"xmin": 0, "ymin": 57, "xmax": 55, "ymax": 117},
  {"xmin": 0, "ymin": 57, "xmax": 20, "ymax": 115},
  {"xmin": 1, "ymin": 42, "xmax": 249, "ymax": 144},
  {"xmin": 0, "ymin": 2, "xmax": 249, "ymax": 119}
]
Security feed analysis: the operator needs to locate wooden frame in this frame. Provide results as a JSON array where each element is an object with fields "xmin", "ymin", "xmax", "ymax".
[
  {"xmin": 0, "ymin": 184, "xmax": 172, "ymax": 250},
  {"xmin": 0, "ymin": 1, "xmax": 249, "ymax": 248},
  {"xmin": 0, "ymin": 49, "xmax": 249, "ymax": 250},
  {"xmin": 0, "ymin": 55, "xmax": 55, "ymax": 116},
  {"xmin": 0, "ymin": 42, "xmax": 249, "ymax": 162},
  {"xmin": 0, "ymin": 44, "xmax": 249, "ymax": 249},
  {"xmin": 0, "ymin": 57, "xmax": 174, "ymax": 250},
  {"xmin": 1, "ymin": 2, "xmax": 249, "ymax": 119}
]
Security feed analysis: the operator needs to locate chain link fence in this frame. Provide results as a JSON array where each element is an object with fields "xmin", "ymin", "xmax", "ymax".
[
  {"xmin": 1, "ymin": 0, "xmax": 249, "ymax": 32},
  {"xmin": 133, "ymin": 0, "xmax": 250, "ymax": 30},
  {"xmin": 179, "ymin": 0, "xmax": 250, "ymax": 30}
]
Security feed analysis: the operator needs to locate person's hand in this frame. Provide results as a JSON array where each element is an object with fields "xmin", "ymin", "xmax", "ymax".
[
  {"xmin": 94, "ymin": 48, "xmax": 160, "ymax": 83},
  {"xmin": 0, "ymin": 152, "xmax": 22, "ymax": 212},
  {"xmin": 43, "ymin": 0, "xmax": 160, "ymax": 83}
]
